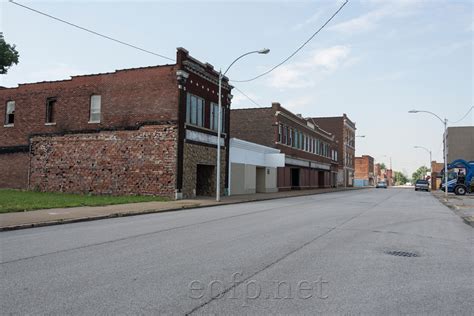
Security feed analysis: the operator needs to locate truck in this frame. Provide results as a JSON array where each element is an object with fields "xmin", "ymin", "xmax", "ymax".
[{"xmin": 440, "ymin": 159, "xmax": 474, "ymax": 195}]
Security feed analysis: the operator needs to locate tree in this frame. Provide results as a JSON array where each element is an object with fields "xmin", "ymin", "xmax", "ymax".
[
  {"xmin": 412, "ymin": 166, "xmax": 430, "ymax": 181},
  {"xmin": 393, "ymin": 171, "xmax": 408, "ymax": 185},
  {"xmin": 0, "ymin": 32, "xmax": 20, "ymax": 75},
  {"xmin": 379, "ymin": 162, "xmax": 387, "ymax": 170}
]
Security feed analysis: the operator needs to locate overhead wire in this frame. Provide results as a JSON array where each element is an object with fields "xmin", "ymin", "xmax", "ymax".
[
  {"xmin": 8, "ymin": 0, "xmax": 175, "ymax": 61},
  {"xmin": 231, "ymin": 0, "xmax": 349, "ymax": 83},
  {"xmin": 449, "ymin": 106, "xmax": 473, "ymax": 124}
]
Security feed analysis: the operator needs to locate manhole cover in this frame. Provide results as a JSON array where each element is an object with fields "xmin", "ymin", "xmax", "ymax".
[{"xmin": 384, "ymin": 250, "xmax": 419, "ymax": 257}]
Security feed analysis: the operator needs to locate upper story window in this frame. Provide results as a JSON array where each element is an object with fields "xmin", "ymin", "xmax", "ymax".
[
  {"xmin": 278, "ymin": 124, "xmax": 282, "ymax": 143},
  {"xmin": 89, "ymin": 95, "xmax": 101, "ymax": 123},
  {"xmin": 210, "ymin": 102, "xmax": 226, "ymax": 133},
  {"xmin": 186, "ymin": 93, "xmax": 204, "ymax": 127},
  {"xmin": 5, "ymin": 100, "xmax": 15, "ymax": 126},
  {"xmin": 45, "ymin": 98, "xmax": 57, "ymax": 124},
  {"xmin": 5, "ymin": 101, "xmax": 15, "ymax": 126}
]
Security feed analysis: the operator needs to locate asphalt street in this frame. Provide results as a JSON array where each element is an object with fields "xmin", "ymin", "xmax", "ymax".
[{"xmin": 1, "ymin": 188, "xmax": 473, "ymax": 314}]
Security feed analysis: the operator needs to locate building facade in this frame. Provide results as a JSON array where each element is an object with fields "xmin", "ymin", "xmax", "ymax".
[
  {"xmin": 446, "ymin": 126, "xmax": 474, "ymax": 162},
  {"xmin": 430, "ymin": 161, "xmax": 444, "ymax": 190},
  {"xmin": 229, "ymin": 138, "xmax": 285, "ymax": 195},
  {"xmin": 230, "ymin": 103, "xmax": 339, "ymax": 191},
  {"xmin": 354, "ymin": 155, "xmax": 375, "ymax": 186},
  {"xmin": 1, "ymin": 48, "xmax": 232, "ymax": 199},
  {"xmin": 311, "ymin": 114, "xmax": 356, "ymax": 187}
]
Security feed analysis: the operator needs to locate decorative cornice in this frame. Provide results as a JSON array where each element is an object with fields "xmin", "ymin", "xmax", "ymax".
[{"xmin": 183, "ymin": 60, "xmax": 232, "ymax": 90}]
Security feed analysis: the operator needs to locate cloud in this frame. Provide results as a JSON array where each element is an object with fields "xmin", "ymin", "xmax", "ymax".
[
  {"xmin": 267, "ymin": 45, "xmax": 353, "ymax": 89},
  {"xmin": 330, "ymin": 0, "xmax": 424, "ymax": 34},
  {"xmin": 231, "ymin": 89, "xmax": 262, "ymax": 109}
]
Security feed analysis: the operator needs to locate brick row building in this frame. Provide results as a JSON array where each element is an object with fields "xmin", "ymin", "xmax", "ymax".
[
  {"xmin": 1, "ymin": 48, "xmax": 358, "ymax": 198},
  {"xmin": 311, "ymin": 114, "xmax": 357, "ymax": 187},
  {"xmin": 1, "ymin": 48, "xmax": 231, "ymax": 199},
  {"xmin": 354, "ymin": 155, "xmax": 375, "ymax": 186},
  {"xmin": 230, "ymin": 103, "xmax": 340, "ymax": 190}
]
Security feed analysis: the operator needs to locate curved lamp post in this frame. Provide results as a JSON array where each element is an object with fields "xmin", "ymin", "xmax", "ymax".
[
  {"xmin": 216, "ymin": 48, "xmax": 270, "ymax": 201},
  {"xmin": 413, "ymin": 145, "xmax": 432, "ymax": 171},
  {"xmin": 409, "ymin": 110, "xmax": 448, "ymax": 197}
]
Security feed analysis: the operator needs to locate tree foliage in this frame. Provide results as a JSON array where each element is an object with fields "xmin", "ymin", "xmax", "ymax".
[
  {"xmin": 412, "ymin": 166, "xmax": 430, "ymax": 181},
  {"xmin": 379, "ymin": 162, "xmax": 387, "ymax": 170},
  {"xmin": 0, "ymin": 32, "xmax": 19, "ymax": 75},
  {"xmin": 393, "ymin": 171, "xmax": 409, "ymax": 185}
]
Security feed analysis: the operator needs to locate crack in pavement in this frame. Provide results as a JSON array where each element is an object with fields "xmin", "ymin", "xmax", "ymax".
[{"xmin": 185, "ymin": 189, "xmax": 402, "ymax": 315}]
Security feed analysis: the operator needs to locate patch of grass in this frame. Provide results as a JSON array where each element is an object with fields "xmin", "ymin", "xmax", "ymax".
[{"xmin": 0, "ymin": 189, "xmax": 169, "ymax": 213}]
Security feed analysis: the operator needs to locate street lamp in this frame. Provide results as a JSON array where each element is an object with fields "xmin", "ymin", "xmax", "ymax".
[
  {"xmin": 216, "ymin": 48, "xmax": 270, "ymax": 202},
  {"xmin": 413, "ymin": 145, "xmax": 432, "ymax": 171},
  {"xmin": 408, "ymin": 110, "xmax": 448, "ymax": 197}
]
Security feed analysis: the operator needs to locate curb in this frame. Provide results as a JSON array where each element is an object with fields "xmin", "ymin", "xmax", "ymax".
[
  {"xmin": 0, "ymin": 187, "xmax": 368, "ymax": 232},
  {"xmin": 431, "ymin": 192, "xmax": 474, "ymax": 228}
]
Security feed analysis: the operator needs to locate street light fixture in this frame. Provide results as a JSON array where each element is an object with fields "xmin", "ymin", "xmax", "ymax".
[
  {"xmin": 216, "ymin": 48, "xmax": 270, "ymax": 202},
  {"xmin": 413, "ymin": 145, "xmax": 432, "ymax": 170},
  {"xmin": 408, "ymin": 109, "xmax": 448, "ymax": 197}
]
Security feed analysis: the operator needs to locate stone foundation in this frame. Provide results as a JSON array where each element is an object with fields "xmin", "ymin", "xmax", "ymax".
[{"xmin": 182, "ymin": 142, "xmax": 226, "ymax": 198}]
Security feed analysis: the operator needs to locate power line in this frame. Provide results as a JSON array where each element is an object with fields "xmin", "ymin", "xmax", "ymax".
[
  {"xmin": 450, "ymin": 106, "xmax": 473, "ymax": 124},
  {"xmin": 8, "ymin": 0, "xmax": 174, "ymax": 61},
  {"xmin": 231, "ymin": 0, "xmax": 349, "ymax": 83},
  {"xmin": 232, "ymin": 86, "xmax": 264, "ymax": 107}
]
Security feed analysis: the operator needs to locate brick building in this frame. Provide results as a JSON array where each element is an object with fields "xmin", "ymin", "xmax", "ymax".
[
  {"xmin": 230, "ymin": 103, "xmax": 339, "ymax": 190},
  {"xmin": 430, "ymin": 161, "xmax": 444, "ymax": 190},
  {"xmin": 446, "ymin": 126, "xmax": 474, "ymax": 162},
  {"xmin": 354, "ymin": 155, "xmax": 375, "ymax": 186},
  {"xmin": 311, "ymin": 114, "xmax": 356, "ymax": 187},
  {"xmin": 0, "ymin": 48, "xmax": 232, "ymax": 199}
]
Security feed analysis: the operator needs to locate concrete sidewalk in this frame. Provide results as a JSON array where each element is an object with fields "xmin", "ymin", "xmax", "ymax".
[
  {"xmin": 0, "ymin": 187, "xmax": 367, "ymax": 231},
  {"xmin": 431, "ymin": 190, "xmax": 474, "ymax": 227}
]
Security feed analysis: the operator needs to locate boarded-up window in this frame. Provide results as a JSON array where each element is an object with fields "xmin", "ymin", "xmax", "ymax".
[
  {"xmin": 89, "ymin": 95, "xmax": 101, "ymax": 123},
  {"xmin": 46, "ymin": 98, "xmax": 57, "ymax": 123}
]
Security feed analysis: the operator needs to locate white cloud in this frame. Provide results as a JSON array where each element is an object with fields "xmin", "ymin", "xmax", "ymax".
[
  {"xmin": 267, "ymin": 45, "xmax": 353, "ymax": 90},
  {"xmin": 330, "ymin": 0, "xmax": 424, "ymax": 34},
  {"xmin": 231, "ymin": 89, "xmax": 262, "ymax": 109}
]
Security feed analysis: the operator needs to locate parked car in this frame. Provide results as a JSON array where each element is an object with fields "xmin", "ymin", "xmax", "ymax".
[
  {"xmin": 376, "ymin": 181, "xmax": 387, "ymax": 188},
  {"xmin": 415, "ymin": 179, "xmax": 430, "ymax": 191}
]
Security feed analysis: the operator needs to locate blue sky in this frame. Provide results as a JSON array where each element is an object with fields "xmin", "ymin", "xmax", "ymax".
[{"xmin": 1, "ymin": 0, "xmax": 472, "ymax": 176}]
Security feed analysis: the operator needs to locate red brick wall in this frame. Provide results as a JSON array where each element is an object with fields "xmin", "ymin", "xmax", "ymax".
[
  {"xmin": 0, "ymin": 152, "xmax": 29, "ymax": 189},
  {"xmin": 29, "ymin": 124, "xmax": 177, "ymax": 197},
  {"xmin": 0, "ymin": 65, "xmax": 179, "ymax": 148},
  {"xmin": 230, "ymin": 107, "xmax": 276, "ymax": 148},
  {"xmin": 355, "ymin": 155, "xmax": 374, "ymax": 180}
]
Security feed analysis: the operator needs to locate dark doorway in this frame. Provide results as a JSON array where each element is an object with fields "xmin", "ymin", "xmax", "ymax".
[
  {"xmin": 196, "ymin": 164, "xmax": 214, "ymax": 196},
  {"xmin": 318, "ymin": 171, "xmax": 325, "ymax": 188},
  {"xmin": 291, "ymin": 168, "xmax": 300, "ymax": 188}
]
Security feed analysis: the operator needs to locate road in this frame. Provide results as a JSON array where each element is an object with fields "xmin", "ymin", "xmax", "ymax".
[{"xmin": 1, "ymin": 188, "xmax": 473, "ymax": 314}]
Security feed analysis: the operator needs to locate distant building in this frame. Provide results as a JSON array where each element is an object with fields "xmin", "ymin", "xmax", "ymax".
[
  {"xmin": 311, "ymin": 114, "xmax": 356, "ymax": 187},
  {"xmin": 374, "ymin": 163, "xmax": 393, "ymax": 186},
  {"xmin": 446, "ymin": 126, "xmax": 474, "ymax": 162},
  {"xmin": 431, "ymin": 161, "xmax": 444, "ymax": 190},
  {"xmin": 354, "ymin": 155, "xmax": 375, "ymax": 186},
  {"xmin": 230, "ymin": 103, "xmax": 339, "ymax": 191}
]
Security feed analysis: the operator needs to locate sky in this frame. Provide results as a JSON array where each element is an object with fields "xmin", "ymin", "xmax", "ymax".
[{"xmin": 1, "ymin": 0, "xmax": 473, "ymax": 176}]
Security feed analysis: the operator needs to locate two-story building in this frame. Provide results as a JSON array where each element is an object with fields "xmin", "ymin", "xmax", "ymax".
[
  {"xmin": 0, "ymin": 48, "xmax": 232, "ymax": 199},
  {"xmin": 230, "ymin": 102, "xmax": 339, "ymax": 190},
  {"xmin": 311, "ymin": 114, "xmax": 356, "ymax": 187}
]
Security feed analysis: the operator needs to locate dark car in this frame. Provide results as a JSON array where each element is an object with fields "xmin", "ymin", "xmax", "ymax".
[{"xmin": 415, "ymin": 179, "xmax": 430, "ymax": 191}]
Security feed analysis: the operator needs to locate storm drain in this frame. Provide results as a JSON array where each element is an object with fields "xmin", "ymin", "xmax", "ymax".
[{"xmin": 384, "ymin": 250, "xmax": 419, "ymax": 258}]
